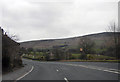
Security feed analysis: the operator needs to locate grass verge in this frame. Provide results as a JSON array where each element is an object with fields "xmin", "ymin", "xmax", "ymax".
[
  {"xmin": 23, "ymin": 56, "xmax": 120, "ymax": 63},
  {"xmin": 59, "ymin": 59, "xmax": 120, "ymax": 63}
]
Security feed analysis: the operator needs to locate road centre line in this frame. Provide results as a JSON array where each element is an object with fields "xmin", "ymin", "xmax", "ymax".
[{"xmin": 64, "ymin": 77, "xmax": 69, "ymax": 82}]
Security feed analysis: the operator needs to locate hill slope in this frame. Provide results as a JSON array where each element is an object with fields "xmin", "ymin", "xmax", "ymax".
[{"xmin": 20, "ymin": 32, "xmax": 120, "ymax": 49}]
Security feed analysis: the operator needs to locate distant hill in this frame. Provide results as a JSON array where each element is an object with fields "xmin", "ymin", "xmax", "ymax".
[{"xmin": 20, "ymin": 32, "xmax": 120, "ymax": 49}]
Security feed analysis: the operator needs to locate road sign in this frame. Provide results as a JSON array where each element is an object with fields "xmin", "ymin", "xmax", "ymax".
[{"xmin": 80, "ymin": 48, "xmax": 83, "ymax": 51}]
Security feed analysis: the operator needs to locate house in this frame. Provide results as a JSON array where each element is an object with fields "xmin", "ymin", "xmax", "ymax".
[{"xmin": 1, "ymin": 27, "xmax": 22, "ymax": 72}]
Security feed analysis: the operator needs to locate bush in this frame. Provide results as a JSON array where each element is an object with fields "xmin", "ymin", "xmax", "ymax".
[{"xmin": 79, "ymin": 53, "xmax": 87, "ymax": 60}]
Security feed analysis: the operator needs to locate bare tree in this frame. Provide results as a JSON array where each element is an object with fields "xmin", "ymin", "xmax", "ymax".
[
  {"xmin": 5, "ymin": 31, "xmax": 20, "ymax": 41},
  {"xmin": 9, "ymin": 34, "xmax": 19, "ymax": 41},
  {"xmin": 78, "ymin": 37, "xmax": 95, "ymax": 60},
  {"xmin": 107, "ymin": 22, "xmax": 120, "ymax": 59}
]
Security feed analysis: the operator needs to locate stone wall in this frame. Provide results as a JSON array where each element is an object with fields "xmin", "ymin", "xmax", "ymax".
[{"xmin": 1, "ymin": 28, "xmax": 22, "ymax": 72}]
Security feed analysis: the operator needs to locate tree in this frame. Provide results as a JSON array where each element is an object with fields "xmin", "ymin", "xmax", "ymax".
[
  {"xmin": 79, "ymin": 37, "xmax": 95, "ymax": 54},
  {"xmin": 20, "ymin": 47, "xmax": 27, "ymax": 54},
  {"xmin": 53, "ymin": 48, "xmax": 64, "ymax": 60},
  {"xmin": 4, "ymin": 30, "xmax": 20, "ymax": 41},
  {"xmin": 44, "ymin": 53, "xmax": 50, "ymax": 61},
  {"xmin": 78, "ymin": 37, "xmax": 95, "ymax": 60},
  {"xmin": 52, "ymin": 46, "xmax": 66, "ymax": 60},
  {"xmin": 106, "ymin": 22, "xmax": 120, "ymax": 59},
  {"xmin": 27, "ymin": 48, "xmax": 33, "ymax": 52}
]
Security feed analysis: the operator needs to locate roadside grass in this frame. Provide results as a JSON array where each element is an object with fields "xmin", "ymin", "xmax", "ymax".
[
  {"xmin": 71, "ymin": 53, "xmax": 116, "ymax": 60},
  {"xmin": 71, "ymin": 53, "xmax": 81, "ymax": 59},
  {"xmin": 23, "ymin": 53, "xmax": 118, "ymax": 63},
  {"xmin": 23, "ymin": 56, "xmax": 120, "ymax": 63},
  {"xmin": 59, "ymin": 59, "xmax": 120, "ymax": 62},
  {"xmin": 87, "ymin": 54, "xmax": 116, "ymax": 60},
  {"xmin": 23, "ymin": 56, "xmax": 42, "ymax": 61},
  {"xmin": 23, "ymin": 54, "xmax": 45, "ymax": 61}
]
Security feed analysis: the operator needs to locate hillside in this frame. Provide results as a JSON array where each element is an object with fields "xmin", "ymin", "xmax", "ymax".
[{"xmin": 20, "ymin": 32, "xmax": 120, "ymax": 49}]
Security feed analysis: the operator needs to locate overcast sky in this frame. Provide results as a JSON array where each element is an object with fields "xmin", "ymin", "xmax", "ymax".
[{"xmin": 0, "ymin": 0, "xmax": 119, "ymax": 42}]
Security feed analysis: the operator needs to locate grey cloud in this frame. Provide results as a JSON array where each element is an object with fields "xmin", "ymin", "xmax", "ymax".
[{"xmin": 1, "ymin": 0, "xmax": 118, "ymax": 42}]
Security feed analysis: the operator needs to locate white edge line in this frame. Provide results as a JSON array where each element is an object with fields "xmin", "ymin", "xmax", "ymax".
[
  {"xmin": 64, "ymin": 63, "xmax": 120, "ymax": 74},
  {"xmin": 64, "ymin": 77, "xmax": 69, "ymax": 82},
  {"xmin": 103, "ymin": 70, "xmax": 120, "ymax": 74},
  {"xmin": 16, "ymin": 66, "xmax": 34, "ymax": 80}
]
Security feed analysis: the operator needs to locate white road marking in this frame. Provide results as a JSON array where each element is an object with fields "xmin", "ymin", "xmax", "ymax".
[
  {"xmin": 98, "ymin": 69, "xmax": 102, "ymax": 70},
  {"xmin": 110, "ymin": 69, "xmax": 117, "ymax": 70},
  {"xmin": 60, "ymin": 63, "xmax": 120, "ymax": 74},
  {"xmin": 16, "ymin": 66, "xmax": 34, "ymax": 80},
  {"xmin": 64, "ymin": 77, "xmax": 69, "ymax": 82},
  {"xmin": 109, "ymin": 69, "xmax": 120, "ymax": 72},
  {"xmin": 56, "ymin": 69, "xmax": 59, "ymax": 72},
  {"xmin": 113, "ymin": 71, "xmax": 119, "ymax": 74},
  {"xmin": 103, "ymin": 70, "xmax": 120, "ymax": 74},
  {"xmin": 40, "ymin": 62, "xmax": 120, "ymax": 74}
]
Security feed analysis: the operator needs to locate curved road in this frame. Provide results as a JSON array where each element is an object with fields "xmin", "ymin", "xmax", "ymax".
[{"xmin": 20, "ymin": 59, "xmax": 119, "ymax": 81}]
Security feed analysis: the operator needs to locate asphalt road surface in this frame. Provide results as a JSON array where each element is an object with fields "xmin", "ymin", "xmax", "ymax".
[{"xmin": 20, "ymin": 59, "xmax": 119, "ymax": 81}]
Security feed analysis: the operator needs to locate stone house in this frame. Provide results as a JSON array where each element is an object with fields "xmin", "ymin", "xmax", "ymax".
[{"xmin": 1, "ymin": 28, "xmax": 22, "ymax": 72}]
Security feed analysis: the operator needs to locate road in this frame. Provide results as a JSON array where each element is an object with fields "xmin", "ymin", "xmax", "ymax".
[{"xmin": 20, "ymin": 59, "xmax": 119, "ymax": 81}]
